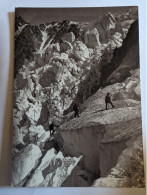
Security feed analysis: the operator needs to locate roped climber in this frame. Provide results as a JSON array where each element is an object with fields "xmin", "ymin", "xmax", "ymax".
[
  {"xmin": 49, "ymin": 122, "xmax": 58, "ymax": 137},
  {"xmin": 105, "ymin": 92, "xmax": 115, "ymax": 110},
  {"xmin": 73, "ymin": 103, "xmax": 80, "ymax": 118}
]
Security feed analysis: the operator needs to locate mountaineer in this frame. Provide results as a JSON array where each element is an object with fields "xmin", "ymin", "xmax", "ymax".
[
  {"xmin": 73, "ymin": 103, "xmax": 80, "ymax": 118},
  {"xmin": 49, "ymin": 122, "xmax": 58, "ymax": 137},
  {"xmin": 105, "ymin": 92, "xmax": 115, "ymax": 110}
]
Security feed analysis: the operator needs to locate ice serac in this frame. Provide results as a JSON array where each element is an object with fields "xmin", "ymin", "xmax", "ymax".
[
  {"xmin": 26, "ymin": 148, "xmax": 82, "ymax": 187},
  {"xmin": 91, "ymin": 12, "xmax": 117, "ymax": 44},
  {"xmin": 60, "ymin": 41, "xmax": 73, "ymax": 53},
  {"xmin": 11, "ymin": 144, "xmax": 42, "ymax": 186},
  {"xmin": 84, "ymin": 28, "xmax": 101, "ymax": 48},
  {"xmin": 88, "ymin": 11, "xmax": 135, "ymax": 47},
  {"xmin": 61, "ymin": 32, "xmax": 75, "ymax": 43},
  {"xmin": 57, "ymin": 69, "xmax": 144, "ymax": 187},
  {"xmin": 73, "ymin": 41, "xmax": 90, "ymax": 61}
]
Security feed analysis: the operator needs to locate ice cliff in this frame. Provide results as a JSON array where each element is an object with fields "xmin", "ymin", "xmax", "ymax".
[{"xmin": 59, "ymin": 69, "xmax": 144, "ymax": 187}]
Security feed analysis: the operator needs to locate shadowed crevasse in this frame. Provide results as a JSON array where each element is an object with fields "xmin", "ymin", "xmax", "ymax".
[{"xmin": 56, "ymin": 121, "xmax": 127, "ymax": 186}]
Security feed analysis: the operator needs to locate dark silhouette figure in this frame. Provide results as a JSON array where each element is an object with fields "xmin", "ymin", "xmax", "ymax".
[
  {"xmin": 73, "ymin": 103, "xmax": 80, "ymax": 118},
  {"xmin": 49, "ymin": 122, "xmax": 58, "ymax": 137},
  {"xmin": 105, "ymin": 92, "xmax": 115, "ymax": 110},
  {"xmin": 52, "ymin": 45, "xmax": 56, "ymax": 52}
]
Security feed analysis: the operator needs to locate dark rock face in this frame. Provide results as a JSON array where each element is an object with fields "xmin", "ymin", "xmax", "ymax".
[
  {"xmin": 15, "ymin": 16, "xmax": 27, "ymax": 31},
  {"xmin": 51, "ymin": 21, "xmax": 82, "ymax": 44},
  {"xmin": 37, "ymin": 101, "xmax": 50, "ymax": 130},
  {"xmin": 19, "ymin": 113, "xmax": 31, "ymax": 128},
  {"xmin": 15, "ymin": 73, "xmax": 27, "ymax": 90},
  {"xmin": 43, "ymin": 139, "xmax": 60, "ymax": 154},
  {"xmin": 15, "ymin": 24, "xmax": 42, "ymax": 76},
  {"xmin": 68, "ymin": 23, "xmax": 82, "ymax": 38},
  {"xmin": 100, "ymin": 20, "xmax": 139, "ymax": 87},
  {"xmin": 63, "ymin": 53, "xmax": 104, "ymax": 115},
  {"xmin": 39, "ymin": 24, "xmax": 46, "ymax": 31},
  {"xmin": 74, "ymin": 59, "xmax": 102, "ymax": 103},
  {"xmin": 39, "ymin": 70, "xmax": 56, "ymax": 88},
  {"xmin": 14, "ymin": 19, "xmax": 84, "ymax": 77}
]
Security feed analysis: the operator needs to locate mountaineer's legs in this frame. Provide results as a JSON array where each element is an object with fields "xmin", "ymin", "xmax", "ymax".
[
  {"xmin": 110, "ymin": 102, "xmax": 114, "ymax": 108},
  {"xmin": 106, "ymin": 102, "xmax": 108, "ymax": 110},
  {"xmin": 75, "ymin": 111, "xmax": 79, "ymax": 117}
]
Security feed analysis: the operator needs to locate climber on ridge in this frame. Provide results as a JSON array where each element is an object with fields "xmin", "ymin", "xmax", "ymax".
[
  {"xmin": 73, "ymin": 103, "xmax": 80, "ymax": 118},
  {"xmin": 49, "ymin": 122, "xmax": 58, "ymax": 137},
  {"xmin": 105, "ymin": 92, "xmax": 115, "ymax": 110}
]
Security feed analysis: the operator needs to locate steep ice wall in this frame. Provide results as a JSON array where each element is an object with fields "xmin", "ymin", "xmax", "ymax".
[
  {"xmin": 57, "ymin": 70, "xmax": 144, "ymax": 187},
  {"xmin": 93, "ymin": 135, "xmax": 144, "ymax": 187}
]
